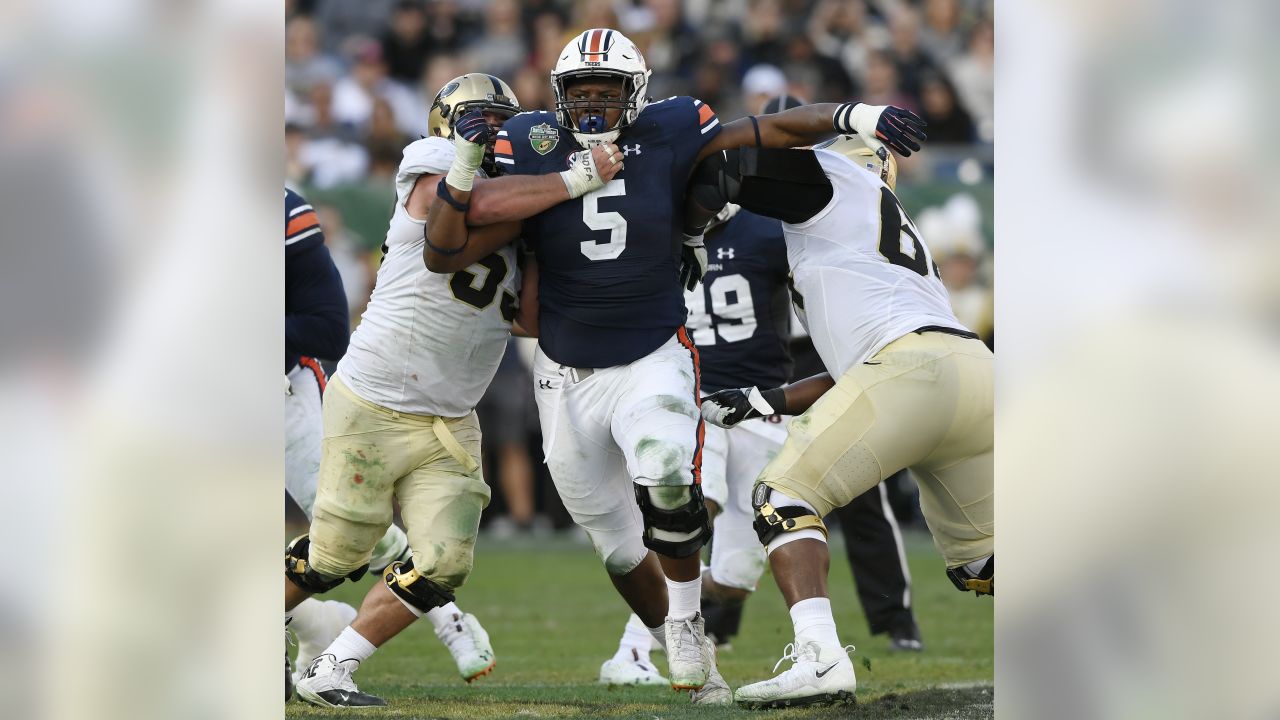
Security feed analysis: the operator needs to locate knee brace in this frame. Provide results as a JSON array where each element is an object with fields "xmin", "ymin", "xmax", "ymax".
[
  {"xmin": 284, "ymin": 534, "xmax": 367, "ymax": 594},
  {"xmin": 946, "ymin": 556, "xmax": 994, "ymax": 596},
  {"xmin": 383, "ymin": 557, "xmax": 456, "ymax": 616},
  {"xmin": 633, "ymin": 483, "xmax": 711, "ymax": 558},
  {"xmin": 751, "ymin": 484, "xmax": 828, "ymax": 547}
]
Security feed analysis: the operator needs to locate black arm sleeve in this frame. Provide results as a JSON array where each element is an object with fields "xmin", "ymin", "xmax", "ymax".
[
  {"xmin": 685, "ymin": 147, "xmax": 834, "ymax": 234},
  {"xmin": 285, "ymin": 238, "xmax": 350, "ymax": 367}
]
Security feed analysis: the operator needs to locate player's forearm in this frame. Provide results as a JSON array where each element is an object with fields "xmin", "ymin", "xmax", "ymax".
[
  {"xmin": 779, "ymin": 373, "xmax": 836, "ymax": 415},
  {"xmin": 467, "ymin": 174, "xmax": 570, "ymax": 226},
  {"xmin": 756, "ymin": 104, "xmax": 843, "ymax": 148}
]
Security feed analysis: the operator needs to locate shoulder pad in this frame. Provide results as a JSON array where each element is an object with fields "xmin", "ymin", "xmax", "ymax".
[{"xmin": 396, "ymin": 136, "xmax": 455, "ymax": 206}]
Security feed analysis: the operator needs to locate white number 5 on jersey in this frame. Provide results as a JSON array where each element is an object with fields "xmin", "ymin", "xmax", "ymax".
[{"xmin": 580, "ymin": 179, "xmax": 627, "ymax": 261}]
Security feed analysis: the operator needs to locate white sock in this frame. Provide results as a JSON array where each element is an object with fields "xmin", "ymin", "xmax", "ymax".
[
  {"xmin": 616, "ymin": 613, "xmax": 654, "ymax": 659},
  {"xmin": 647, "ymin": 624, "xmax": 668, "ymax": 652},
  {"xmin": 790, "ymin": 597, "xmax": 842, "ymax": 654},
  {"xmin": 666, "ymin": 577, "xmax": 701, "ymax": 621},
  {"xmin": 287, "ymin": 598, "xmax": 324, "ymax": 641},
  {"xmin": 425, "ymin": 601, "xmax": 463, "ymax": 633},
  {"xmin": 325, "ymin": 626, "xmax": 376, "ymax": 665}
]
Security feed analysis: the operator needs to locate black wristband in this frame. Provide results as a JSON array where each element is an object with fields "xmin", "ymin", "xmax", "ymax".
[
  {"xmin": 436, "ymin": 179, "xmax": 470, "ymax": 212},
  {"xmin": 760, "ymin": 387, "xmax": 787, "ymax": 415},
  {"xmin": 423, "ymin": 228, "xmax": 469, "ymax": 256},
  {"xmin": 748, "ymin": 115, "xmax": 762, "ymax": 147}
]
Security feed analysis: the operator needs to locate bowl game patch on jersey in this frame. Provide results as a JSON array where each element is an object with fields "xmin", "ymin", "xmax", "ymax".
[{"xmin": 529, "ymin": 123, "xmax": 559, "ymax": 155}]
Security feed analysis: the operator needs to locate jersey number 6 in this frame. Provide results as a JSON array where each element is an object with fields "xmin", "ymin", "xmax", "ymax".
[
  {"xmin": 580, "ymin": 179, "xmax": 627, "ymax": 261},
  {"xmin": 878, "ymin": 187, "xmax": 939, "ymax": 279}
]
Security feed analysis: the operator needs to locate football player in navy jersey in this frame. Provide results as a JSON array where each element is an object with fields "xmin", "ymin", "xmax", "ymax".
[{"xmin": 420, "ymin": 28, "xmax": 926, "ymax": 698}]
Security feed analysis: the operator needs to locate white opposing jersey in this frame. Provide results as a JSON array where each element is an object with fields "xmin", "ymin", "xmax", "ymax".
[
  {"xmin": 336, "ymin": 136, "xmax": 520, "ymax": 417},
  {"xmin": 784, "ymin": 149, "xmax": 967, "ymax": 376}
]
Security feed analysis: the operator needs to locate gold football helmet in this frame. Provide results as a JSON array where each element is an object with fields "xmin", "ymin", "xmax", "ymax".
[
  {"xmin": 426, "ymin": 73, "xmax": 521, "ymax": 139},
  {"xmin": 814, "ymin": 134, "xmax": 899, "ymax": 191}
]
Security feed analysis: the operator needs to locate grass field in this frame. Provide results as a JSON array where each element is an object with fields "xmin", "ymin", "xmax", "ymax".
[{"xmin": 286, "ymin": 528, "xmax": 992, "ymax": 719}]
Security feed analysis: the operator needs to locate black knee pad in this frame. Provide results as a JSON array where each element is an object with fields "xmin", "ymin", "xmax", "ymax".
[
  {"xmin": 634, "ymin": 484, "xmax": 711, "ymax": 558},
  {"xmin": 946, "ymin": 556, "xmax": 994, "ymax": 596},
  {"xmin": 750, "ymin": 484, "xmax": 828, "ymax": 547},
  {"xmin": 285, "ymin": 534, "xmax": 368, "ymax": 594},
  {"xmin": 383, "ymin": 557, "xmax": 456, "ymax": 615}
]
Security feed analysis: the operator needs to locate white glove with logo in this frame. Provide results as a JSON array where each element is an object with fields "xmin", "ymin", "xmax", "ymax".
[{"xmin": 560, "ymin": 149, "xmax": 606, "ymax": 198}]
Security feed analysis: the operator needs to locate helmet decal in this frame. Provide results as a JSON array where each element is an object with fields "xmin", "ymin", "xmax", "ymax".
[{"xmin": 578, "ymin": 28, "xmax": 614, "ymax": 64}]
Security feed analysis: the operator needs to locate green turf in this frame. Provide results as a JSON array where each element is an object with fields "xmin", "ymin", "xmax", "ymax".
[{"xmin": 286, "ymin": 529, "xmax": 992, "ymax": 719}]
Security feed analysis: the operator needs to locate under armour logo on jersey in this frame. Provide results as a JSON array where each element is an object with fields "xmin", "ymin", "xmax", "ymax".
[
  {"xmin": 622, "ymin": 144, "xmax": 642, "ymax": 156},
  {"xmin": 538, "ymin": 379, "xmax": 554, "ymax": 389},
  {"xmin": 717, "ymin": 247, "xmax": 735, "ymax": 259}
]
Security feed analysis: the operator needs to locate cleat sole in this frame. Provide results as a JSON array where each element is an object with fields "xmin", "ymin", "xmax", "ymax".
[
  {"xmin": 463, "ymin": 660, "xmax": 496, "ymax": 683},
  {"xmin": 739, "ymin": 690, "xmax": 856, "ymax": 710}
]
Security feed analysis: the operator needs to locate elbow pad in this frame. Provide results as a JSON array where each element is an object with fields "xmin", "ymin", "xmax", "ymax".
[{"xmin": 688, "ymin": 148, "xmax": 741, "ymax": 216}]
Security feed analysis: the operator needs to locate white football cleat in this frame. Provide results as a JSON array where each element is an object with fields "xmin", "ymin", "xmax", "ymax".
[
  {"xmin": 599, "ymin": 648, "xmax": 669, "ymax": 686},
  {"xmin": 435, "ymin": 612, "xmax": 496, "ymax": 682},
  {"xmin": 734, "ymin": 641, "xmax": 857, "ymax": 709},
  {"xmin": 665, "ymin": 613, "xmax": 711, "ymax": 690},
  {"xmin": 291, "ymin": 600, "xmax": 358, "ymax": 684},
  {"xmin": 294, "ymin": 654, "xmax": 386, "ymax": 708},
  {"xmin": 689, "ymin": 638, "xmax": 732, "ymax": 705}
]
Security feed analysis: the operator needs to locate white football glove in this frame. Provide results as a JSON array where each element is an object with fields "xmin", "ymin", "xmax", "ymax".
[
  {"xmin": 560, "ymin": 149, "xmax": 606, "ymax": 198},
  {"xmin": 679, "ymin": 233, "xmax": 708, "ymax": 291},
  {"xmin": 700, "ymin": 386, "xmax": 783, "ymax": 428},
  {"xmin": 832, "ymin": 103, "xmax": 927, "ymax": 157}
]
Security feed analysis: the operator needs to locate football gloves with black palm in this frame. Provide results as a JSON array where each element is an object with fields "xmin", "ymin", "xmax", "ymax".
[
  {"xmin": 833, "ymin": 103, "xmax": 928, "ymax": 156},
  {"xmin": 700, "ymin": 386, "xmax": 787, "ymax": 428},
  {"xmin": 679, "ymin": 234, "xmax": 708, "ymax": 291}
]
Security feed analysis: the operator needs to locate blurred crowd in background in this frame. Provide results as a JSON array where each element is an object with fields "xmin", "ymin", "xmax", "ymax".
[{"xmin": 285, "ymin": 0, "xmax": 995, "ymax": 537}]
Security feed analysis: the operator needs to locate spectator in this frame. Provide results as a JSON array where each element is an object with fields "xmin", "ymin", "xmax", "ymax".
[
  {"xmin": 948, "ymin": 18, "xmax": 994, "ymax": 143},
  {"xmin": 313, "ymin": 0, "xmax": 401, "ymax": 52},
  {"xmin": 476, "ymin": 340, "xmax": 543, "ymax": 538},
  {"xmin": 886, "ymin": 5, "xmax": 938, "ymax": 100},
  {"xmin": 303, "ymin": 81, "xmax": 356, "ymax": 142},
  {"xmin": 568, "ymin": 0, "xmax": 620, "ymax": 36},
  {"xmin": 918, "ymin": 194, "xmax": 993, "ymax": 345},
  {"xmin": 919, "ymin": 0, "xmax": 967, "ymax": 65},
  {"xmin": 741, "ymin": 0, "xmax": 790, "ymax": 68},
  {"xmin": 286, "ymin": 121, "xmax": 369, "ymax": 190},
  {"xmin": 530, "ymin": 11, "xmax": 569, "ymax": 74},
  {"xmin": 741, "ymin": 63, "xmax": 787, "ymax": 121},
  {"xmin": 314, "ymin": 204, "xmax": 376, "ymax": 323},
  {"xmin": 858, "ymin": 49, "xmax": 916, "ymax": 110},
  {"xmin": 286, "ymin": 15, "xmax": 343, "ymax": 94},
  {"xmin": 380, "ymin": 1, "xmax": 433, "ymax": 84},
  {"xmin": 918, "ymin": 70, "xmax": 975, "ymax": 143},
  {"xmin": 463, "ymin": 0, "xmax": 528, "ymax": 81},
  {"xmin": 421, "ymin": 54, "xmax": 466, "ymax": 109},
  {"xmin": 513, "ymin": 66, "xmax": 553, "ymax": 113},
  {"xmin": 641, "ymin": 0, "xmax": 700, "ymax": 83},
  {"xmin": 331, "ymin": 39, "xmax": 422, "ymax": 137},
  {"xmin": 781, "ymin": 33, "xmax": 853, "ymax": 103},
  {"xmin": 423, "ymin": 0, "xmax": 472, "ymax": 57},
  {"xmin": 691, "ymin": 25, "xmax": 745, "ymax": 120},
  {"xmin": 808, "ymin": 0, "xmax": 889, "ymax": 89}
]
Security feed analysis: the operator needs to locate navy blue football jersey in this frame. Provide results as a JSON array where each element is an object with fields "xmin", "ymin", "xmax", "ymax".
[
  {"xmin": 285, "ymin": 188, "xmax": 348, "ymax": 372},
  {"xmin": 684, "ymin": 209, "xmax": 792, "ymax": 393},
  {"xmin": 494, "ymin": 97, "xmax": 721, "ymax": 368}
]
